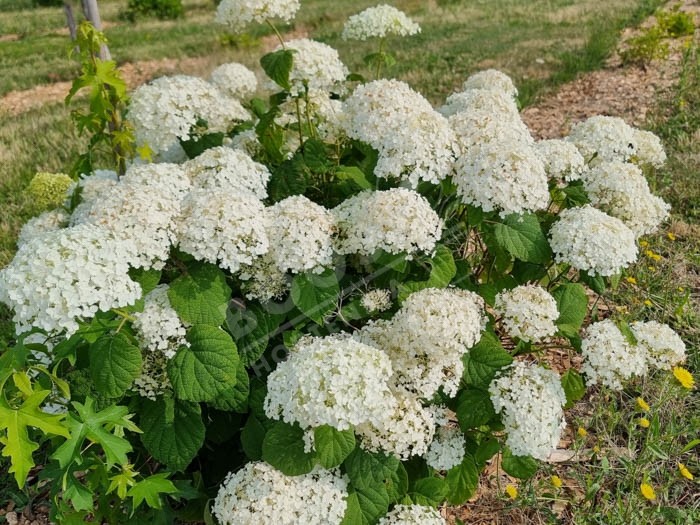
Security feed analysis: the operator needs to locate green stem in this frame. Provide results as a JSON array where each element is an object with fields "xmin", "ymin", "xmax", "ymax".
[
  {"xmin": 375, "ymin": 38, "xmax": 386, "ymax": 79},
  {"xmin": 266, "ymin": 19, "xmax": 286, "ymax": 49}
]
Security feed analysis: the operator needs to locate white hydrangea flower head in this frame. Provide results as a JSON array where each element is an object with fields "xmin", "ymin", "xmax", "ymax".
[
  {"xmin": 631, "ymin": 320, "xmax": 686, "ymax": 370},
  {"xmin": 454, "ymin": 142, "xmax": 550, "ymax": 217},
  {"xmin": 276, "ymin": 39, "xmax": 349, "ymax": 96},
  {"xmin": 0, "ymin": 225, "xmax": 141, "ymax": 336},
  {"xmin": 489, "ymin": 362, "xmax": 566, "ymax": 460},
  {"xmin": 582, "ymin": 161, "xmax": 670, "ymax": 238},
  {"xmin": 495, "ymin": 285, "xmax": 559, "ymax": 343},
  {"xmin": 632, "ymin": 129, "xmax": 666, "ymax": 168},
  {"xmin": 71, "ymin": 169, "xmax": 119, "ymax": 203},
  {"xmin": 378, "ymin": 504, "xmax": 446, "ymax": 525},
  {"xmin": 361, "ymin": 288, "xmax": 486, "ymax": 398},
  {"xmin": 128, "ymin": 75, "xmax": 250, "ymax": 154},
  {"xmin": 213, "ymin": 462, "xmax": 348, "ymax": 525},
  {"xmin": 566, "ymin": 115, "xmax": 638, "ymax": 164},
  {"xmin": 581, "ymin": 319, "xmax": 648, "ymax": 390},
  {"xmin": 333, "ymin": 188, "xmax": 443, "ymax": 258},
  {"xmin": 17, "ymin": 208, "xmax": 70, "ymax": 247},
  {"xmin": 341, "ymin": 79, "xmax": 459, "ymax": 187},
  {"xmin": 210, "ymin": 62, "xmax": 258, "ymax": 100},
  {"xmin": 239, "ymin": 254, "xmax": 290, "ymax": 302},
  {"xmin": 121, "ymin": 162, "xmax": 192, "ymax": 202},
  {"xmin": 265, "ymin": 195, "xmax": 336, "ymax": 274},
  {"xmin": 534, "ymin": 139, "xmax": 585, "ymax": 181},
  {"xmin": 425, "ymin": 425, "xmax": 465, "ymax": 471},
  {"xmin": 183, "ymin": 146, "xmax": 270, "ymax": 199},
  {"xmin": 342, "ymin": 5, "xmax": 421, "ymax": 40},
  {"xmin": 70, "ymin": 181, "xmax": 181, "ymax": 270},
  {"xmin": 356, "ymin": 388, "xmax": 436, "ymax": 460},
  {"xmin": 448, "ymin": 108, "xmax": 533, "ymax": 155},
  {"xmin": 361, "ymin": 289, "xmax": 392, "ymax": 312},
  {"xmin": 549, "ymin": 205, "xmax": 638, "ymax": 276},
  {"xmin": 229, "ymin": 128, "xmax": 262, "ymax": 157},
  {"xmin": 264, "ymin": 335, "xmax": 397, "ymax": 430},
  {"xmin": 462, "ymin": 69, "xmax": 518, "ymax": 99},
  {"xmin": 215, "ymin": 0, "xmax": 300, "ymax": 32},
  {"xmin": 439, "ymin": 88, "xmax": 520, "ymax": 119},
  {"xmin": 177, "ymin": 188, "xmax": 269, "ymax": 273}
]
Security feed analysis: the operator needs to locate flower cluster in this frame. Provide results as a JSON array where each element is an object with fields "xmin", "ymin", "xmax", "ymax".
[
  {"xmin": 278, "ymin": 39, "xmax": 349, "ymax": 95},
  {"xmin": 210, "ymin": 62, "xmax": 258, "ymax": 100},
  {"xmin": 425, "ymin": 426, "xmax": 466, "ymax": 471},
  {"xmin": 534, "ymin": 139, "xmax": 585, "ymax": 181},
  {"xmin": 549, "ymin": 205, "xmax": 638, "ymax": 276},
  {"xmin": 360, "ymin": 289, "xmax": 392, "ymax": 312},
  {"xmin": 489, "ymin": 362, "xmax": 567, "ymax": 460},
  {"xmin": 378, "ymin": 504, "xmax": 446, "ymax": 525},
  {"xmin": 214, "ymin": 0, "xmax": 300, "ymax": 31},
  {"xmin": 631, "ymin": 321, "xmax": 687, "ymax": 370},
  {"xmin": 342, "ymin": 4, "xmax": 420, "ymax": 40},
  {"xmin": 26, "ymin": 172, "xmax": 73, "ymax": 210},
  {"xmin": 341, "ymin": 79, "xmax": 458, "ymax": 187},
  {"xmin": 495, "ymin": 284, "xmax": 559, "ymax": 343},
  {"xmin": 213, "ymin": 462, "xmax": 348, "ymax": 525},
  {"xmin": 461, "ymin": 69, "xmax": 519, "ymax": 99},
  {"xmin": 0, "ymin": 224, "xmax": 140, "ymax": 336},
  {"xmin": 17, "ymin": 208, "xmax": 69, "ymax": 247},
  {"xmin": 567, "ymin": 115, "xmax": 638, "ymax": 164},
  {"xmin": 333, "ymin": 188, "xmax": 444, "ymax": 258}
]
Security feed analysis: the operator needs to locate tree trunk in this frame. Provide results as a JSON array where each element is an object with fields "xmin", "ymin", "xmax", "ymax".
[
  {"xmin": 80, "ymin": 0, "xmax": 111, "ymax": 60},
  {"xmin": 63, "ymin": 2, "xmax": 77, "ymax": 41}
]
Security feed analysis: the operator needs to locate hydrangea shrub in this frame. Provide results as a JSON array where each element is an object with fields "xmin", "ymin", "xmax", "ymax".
[{"xmin": 0, "ymin": 2, "xmax": 690, "ymax": 524}]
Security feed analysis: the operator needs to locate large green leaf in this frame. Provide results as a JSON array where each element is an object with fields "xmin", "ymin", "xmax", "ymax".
[
  {"xmin": 493, "ymin": 213, "xmax": 551, "ymax": 264},
  {"xmin": 167, "ymin": 263, "xmax": 231, "ymax": 327},
  {"xmin": 501, "ymin": 448, "xmax": 539, "ymax": 479},
  {"xmin": 0, "ymin": 390, "xmax": 70, "ymax": 488},
  {"xmin": 128, "ymin": 473, "xmax": 179, "ymax": 510},
  {"xmin": 344, "ymin": 448, "xmax": 404, "ymax": 502},
  {"xmin": 262, "ymin": 421, "xmax": 316, "ymax": 476},
  {"xmin": 291, "ymin": 269, "xmax": 339, "ymax": 325},
  {"xmin": 397, "ymin": 245, "xmax": 456, "ymax": 302},
  {"xmin": 139, "ymin": 398, "xmax": 205, "ymax": 472},
  {"xmin": 445, "ymin": 455, "xmax": 479, "ymax": 504},
  {"xmin": 410, "ymin": 477, "xmax": 448, "ymax": 507},
  {"xmin": 561, "ymin": 369, "xmax": 586, "ymax": 408},
  {"xmin": 462, "ymin": 332, "xmax": 513, "ymax": 388},
  {"xmin": 90, "ymin": 333, "xmax": 142, "ymax": 399},
  {"xmin": 167, "ymin": 325, "xmax": 239, "ymax": 403},
  {"xmin": 456, "ymin": 388, "xmax": 496, "ymax": 431},
  {"xmin": 209, "ymin": 361, "xmax": 250, "ymax": 413},
  {"xmin": 552, "ymin": 283, "xmax": 588, "ymax": 336},
  {"xmin": 260, "ymin": 49, "xmax": 295, "ymax": 90},
  {"xmin": 226, "ymin": 303, "xmax": 284, "ymax": 366},
  {"xmin": 314, "ymin": 425, "xmax": 356, "ymax": 468},
  {"xmin": 341, "ymin": 489, "xmax": 387, "ymax": 525}
]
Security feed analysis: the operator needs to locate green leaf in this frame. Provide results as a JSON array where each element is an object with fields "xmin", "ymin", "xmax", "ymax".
[
  {"xmin": 456, "ymin": 388, "xmax": 496, "ymax": 431},
  {"xmin": 209, "ymin": 361, "xmax": 249, "ymax": 413},
  {"xmin": 562, "ymin": 183, "xmax": 590, "ymax": 207},
  {"xmin": 139, "ymin": 398, "xmax": 205, "ymax": 472},
  {"xmin": 397, "ymin": 245, "xmax": 457, "ymax": 302},
  {"xmin": 462, "ymin": 332, "xmax": 513, "ymax": 388},
  {"xmin": 344, "ymin": 448, "xmax": 403, "ymax": 502},
  {"xmin": 561, "ymin": 369, "xmax": 586, "ymax": 408},
  {"xmin": 474, "ymin": 438, "xmax": 500, "ymax": 469},
  {"xmin": 262, "ymin": 421, "xmax": 316, "ymax": 476},
  {"xmin": 552, "ymin": 283, "xmax": 588, "ymax": 336},
  {"xmin": 445, "ymin": 455, "xmax": 479, "ymax": 504},
  {"xmin": 128, "ymin": 473, "xmax": 179, "ymax": 511},
  {"xmin": 411, "ymin": 477, "xmax": 448, "ymax": 506},
  {"xmin": 241, "ymin": 415, "xmax": 267, "ymax": 460},
  {"xmin": 303, "ymin": 138, "xmax": 332, "ymax": 173},
  {"xmin": 0, "ymin": 390, "xmax": 70, "ymax": 488},
  {"xmin": 260, "ymin": 49, "xmax": 295, "ymax": 90},
  {"xmin": 64, "ymin": 475, "xmax": 94, "ymax": 512},
  {"xmin": 226, "ymin": 303, "xmax": 283, "ymax": 366},
  {"xmin": 90, "ymin": 333, "xmax": 142, "ymax": 399},
  {"xmin": 335, "ymin": 166, "xmax": 372, "ymax": 190},
  {"xmin": 501, "ymin": 448, "xmax": 539, "ymax": 479},
  {"xmin": 168, "ymin": 325, "xmax": 239, "ymax": 403},
  {"xmin": 268, "ymin": 157, "xmax": 308, "ymax": 201},
  {"xmin": 314, "ymin": 425, "xmax": 356, "ymax": 468},
  {"xmin": 579, "ymin": 270, "xmax": 606, "ymax": 294},
  {"xmin": 180, "ymin": 132, "xmax": 225, "ymax": 159},
  {"xmin": 291, "ymin": 269, "xmax": 339, "ymax": 325},
  {"xmin": 341, "ymin": 489, "xmax": 387, "ymax": 525},
  {"xmin": 493, "ymin": 213, "xmax": 552, "ymax": 264},
  {"xmin": 52, "ymin": 398, "xmax": 139, "ymax": 469},
  {"xmin": 616, "ymin": 319, "xmax": 638, "ymax": 346},
  {"xmin": 168, "ymin": 263, "xmax": 231, "ymax": 327}
]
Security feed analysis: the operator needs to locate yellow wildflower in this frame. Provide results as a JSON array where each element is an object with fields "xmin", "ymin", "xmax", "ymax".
[
  {"xmin": 637, "ymin": 417, "xmax": 650, "ymax": 428},
  {"xmin": 644, "ymin": 299, "xmax": 653, "ymax": 307},
  {"xmin": 667, "ymin": 232, "xmax": 676, "ymax": 241},
  {"xmin": 636, "ymin": 397, "xmax": 650, "ymax": 412},
  {"xmin": 678, "ymin": 463, "xmax": 694, "ymax": 481},
  {"xmin": 625, "ymin": 276, "xmax": 637, "ymax": 285},
  {"xmin": 639, "ymin": 240, "xmax": 649, "ymax": 248},
  {"xmin": 551, "ymin": 475, "xmax": 563, "ymax": 489},
  {"xmin": 648, "ymin": 266, "xmax": 657, "ymax": 272},
  {"xmin": 640, "ymin": 483, "xmax": 656, "ymax": 501},
  {"xmin": 678, "ymin": 287, "xmax": 685, "ymax": 292},
  {"xmin": 644, "ymin": 250, "xmax": 662, "ymax": 262},
  {"xmin": 577, "ymin": 427, "xmax": 587, "ymax": 438},
  {"xmin": 592, "ymin": 445, "xmax": 601, "ymax": 454},
  {"xmin": 673, "ymin": 366, "xmax": 695, "ymax": 389},
  {"xmin": 505, "ymin": 484, "xmax": 518, "ymax": 499}
]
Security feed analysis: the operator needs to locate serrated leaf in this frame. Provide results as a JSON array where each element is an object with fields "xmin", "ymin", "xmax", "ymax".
[
  {"xmin": 64, "ymin": 474, "xmax": 94, "ymax": 511},
  {"xmin": 445, "ymin": 455, "xmax": 479, "ymax": 504},
  {"xmin": 262, "ymin": 421, "xmax": 316, "ymax": 475},
  {"xmin": 209, "ymin": 361, "xmax": 249, "ymax": 412},
  {"xmin": 0, "ymin": 390, "xmax": 70, "ymax": 488},
  {"xmin": 291, "ymin": 269, "xmax": 339, "ymax": 325},
  {"xmin": 314, "ymin": 425, "xmax": 356, "ymax": 468},
  {"xmin": 168, "ymin": 326, "xmax": 239, "ymax": 403},
  {"xmin": 474, "ymin": 438, "xmax": 500, "ymax": 469},
  {"xmin": 335, "ymin": 166, "xmax": 372, "ymax": 190},
  {"xmin": 561, "ymin": 369, "xmax": 586, "ymax": 408},
  {"xmin": 226, "ymin": 303, "xmax": 283, "ymax": 366},
  {"xmin": 354, "ymin": 487, "xmax": 390, "ymax": 524},
  {"xmin": 303, "ymin": 138, "xmax": 332, "ymax": 173},
  {"xmin": 341, "ymin": 490, "xmax": 383, "ymax": 525},
  {"xmin": 501, "ymin": 448, "xmax": 539, "ymax": 479},
  {"xmin": 493, "ymin": 214, "xmax": 552, "ymax": 264},
  {"xmin": 411, "ymin": 477, "xmax": 448, "ymax": 506},
  {"xmin": 260, "ymin": 49, "xmax": 294, "ymax": 90},
  {"xmin": 456, "ymin": 388, "xmax": 496, "ymax": 431},
  {"xmin": 462, "ymin": 332, "xmax": 513, "ymax": 388},
  {"xmin": 552, "ymin": 283, "xmax": 587, "ymax": 335},
  {"xmin": 269, "ymin": 157, "xmax": 308, "ymax": 201},
  {"xmin": 128, "ymin": 473, "xmax": 179, "ymax": 511},
  {"xmin": 140, "ymin": 398, "xmax": 204, "ymax": 472},
  {"xmin": 344, "ymin": 448, "xmax": 404, "ymax": 503},
  {"xmin": 128, "ymin": 268, "xmax": 161, "ymax": 297},
  {"xmin": 90, "ymin": 333, "xmax": 142, "ymax": 399},
  {"xmin": 168, "ymin": 263, "xmax": 231, "ymax": 326},
  {"xmin": 398, "ymin": 245, "xmax": 457, "ymax": 302}
]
